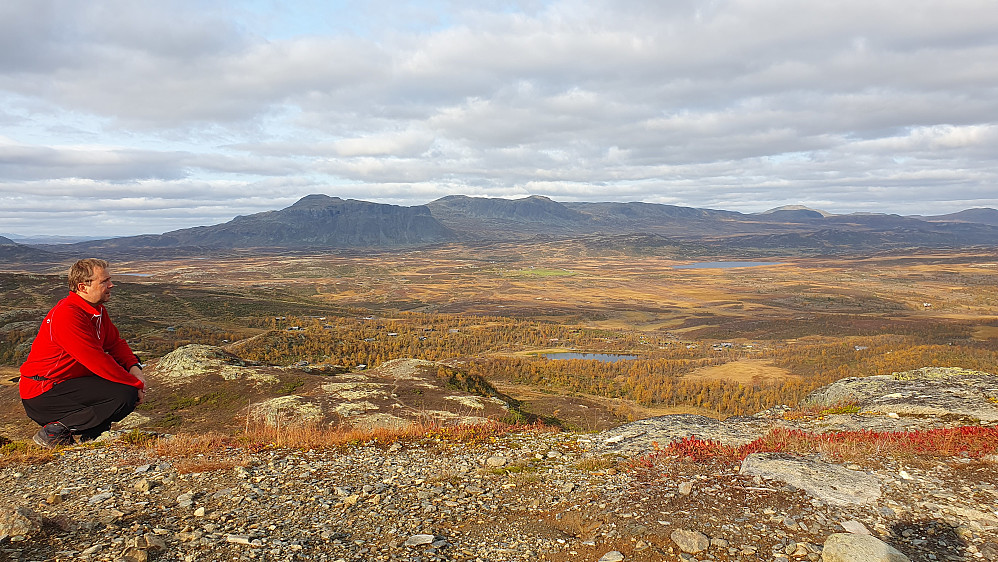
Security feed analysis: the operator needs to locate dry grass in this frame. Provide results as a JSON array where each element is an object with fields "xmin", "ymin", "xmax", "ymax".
[
  {"xmin": 147, "ymin": 419, "xmax": 557, "ymax": 458},
  {"xmin": 574, "ymin": 456, "xmax": 619, "ymax": 472},
  {"xmin": 238, "ymin": 419, "xmax": 548, "ymax": 450},
  {"xmin": 0, "ymin": 421, "xmax": 556, "ymax": 470},
  {"xmin": 0, "ymin": 439, "xmax": 56, "ymax": 467},
  {"xmin": 685, "ymin": 359, "xmax": 795, "ymax": 383}
]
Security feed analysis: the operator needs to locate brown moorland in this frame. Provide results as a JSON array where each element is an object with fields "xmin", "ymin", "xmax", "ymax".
[{"xmin": 1, "ymin": 243, "xmax": 996, "ymax": 434}]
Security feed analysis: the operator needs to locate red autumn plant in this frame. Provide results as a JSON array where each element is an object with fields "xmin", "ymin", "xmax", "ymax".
[{"xmin": 629, "ymin": 426, "xmax": 998, "ymax": 469}]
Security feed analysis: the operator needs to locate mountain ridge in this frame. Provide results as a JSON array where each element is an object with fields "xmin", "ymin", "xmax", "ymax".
[{"xmin": 14, "ymin": 194, "xmax": 998, "ymax": 256}]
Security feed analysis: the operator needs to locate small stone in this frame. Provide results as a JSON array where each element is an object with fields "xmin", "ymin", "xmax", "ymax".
[
  {"xmin": 840, "ymin": 520, "xmax": 871, "ymax": 535},
  {"xmin": 139, "ymin": 533, "xmax": 165, "ymax": 550},
  {"xmin": 671, "ymin": 529, "xmax": 710, "ymax": 554},
  {"xmin": 404, "ymin": 534, "xmax": 435, "ymax": 546},
  {"xmin": 87, "ymin": 492, "xmax": 114, "ymax": 505},
  {"xmin": 599, "ymin": 551, "xmax": 625, "ymax": 562},
  {"xmin": 46, "ymin": 492, "xmax": 63, "ymax": 505},
  {"xmin": 678, "ymin": 481, "xmax": 694, "ymax": 496},
  {"xmin": 485, "ymin": 456, "xmax": 508, "ymax": 467},
  {"xmin": 134, "ymin": 478, "xmax": 155, "ymax": 492},
  {"xmin": 121, "ymin": 546, "xmax": 149, "ymax": 562},
  {"xmin": 193, "ymin": 507, "xmax": 206, "ymax": 517},
  {"xmin": 226, "ymin": 534, "xmax": 254, "ymax": 545}
]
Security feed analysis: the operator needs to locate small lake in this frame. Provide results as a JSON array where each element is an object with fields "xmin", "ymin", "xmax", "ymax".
[
  {"xmin": 542, "ymin": 352, "xmax": 639, "ymax": 363},
  {"xmin": 673, "ymin": 261, "xmax": 784, "ymax": 269}
]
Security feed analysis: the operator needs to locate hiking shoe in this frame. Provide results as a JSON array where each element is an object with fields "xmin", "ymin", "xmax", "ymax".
[{"xmin": 33, "ymin": 422, "xmax": 74, "ymax": 448}]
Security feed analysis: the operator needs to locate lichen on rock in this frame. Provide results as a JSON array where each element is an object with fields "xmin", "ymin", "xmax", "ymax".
[
  {"xmin": 152, "ymin": 344, "xmax": 278, "ymax": 384},
  {"xmin": 333, "ymin": 401, "xmax": 380, "ymax": 417},
  {"xmin": 892, "ymin": 366, "xmax": 992, "ymax": 381},
  {"xmin": 804, "ymin": 367, "xmax": 998, "ymax": 423},
  {"xmin": 249, "ymin": 396, "xmax": 323, "ymax": 427}
]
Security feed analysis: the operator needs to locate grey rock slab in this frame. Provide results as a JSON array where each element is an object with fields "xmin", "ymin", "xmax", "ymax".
[
  {"xmin": 599, "ymin": 551, "xmax": 625, "ymax": 562},
  {"xmin": 587, "ymin": 414, "xmax": 771, "ymax": 454},
  {"xmin": 821, "ymin": 533, "xmax": 910, "ymax": 562},
  {"xmin": 87, "ymin": 492, "xmax": 114, "ymax": 505},
  {"xmin": 740, "ymin": 453, "xmax": 881, "ymax": 507}
]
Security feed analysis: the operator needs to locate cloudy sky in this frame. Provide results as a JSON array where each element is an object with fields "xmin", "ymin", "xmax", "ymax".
[{"xmin": 2, "ymin": 0, "xmax": 996, "ymax": 237}]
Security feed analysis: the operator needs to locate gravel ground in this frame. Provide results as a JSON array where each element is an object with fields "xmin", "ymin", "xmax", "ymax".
[{"xmin": 2, "ymin": 431, "xmax": 997, "ymax": 562}]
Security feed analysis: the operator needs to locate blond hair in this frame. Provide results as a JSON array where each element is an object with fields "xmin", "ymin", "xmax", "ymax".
[{"xmin": 68, "ymin": 258, "xmax": 109, "ymax": 291}]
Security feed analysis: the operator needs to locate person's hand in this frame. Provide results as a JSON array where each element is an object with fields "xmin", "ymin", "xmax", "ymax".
[
  {"xmin": 129, "ymin": 365, "xmax": 146, "ymax": 385},
  {"xmin": 129, "ymin": 365, "xmax": 147, "ymax": 404}
]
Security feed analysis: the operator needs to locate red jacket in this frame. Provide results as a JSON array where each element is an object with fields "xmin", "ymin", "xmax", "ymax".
[{"xmin": 19, "ymin": 291, "xmax": 143, "ymax": 399}]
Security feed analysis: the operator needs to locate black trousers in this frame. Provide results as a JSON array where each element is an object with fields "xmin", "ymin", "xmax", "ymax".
[{"xmin": 22, "ymin": 376, "xmax": 139, "ymax": 441}]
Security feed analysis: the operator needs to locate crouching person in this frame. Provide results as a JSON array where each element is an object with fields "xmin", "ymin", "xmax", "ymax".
[{"xmin": 19, "ymin": 258, "xmax": 147, "ymax": 447}]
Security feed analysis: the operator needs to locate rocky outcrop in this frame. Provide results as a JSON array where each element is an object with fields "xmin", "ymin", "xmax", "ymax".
[
  {"xmin": 582, "ymin": 413, "xmax": 771, "ymax": 456},
  {"xmin": 804, "ymin": 367, "xmax": 998, "ymax": 423},
  {"xmin": 2, "ymin": 364, "xmax": 997, "ymax": 561},
  {"xmin": 142, "ymin": 347, "xmax": 521, "ymax": 431},
  {"xmin": 154, "ymin": 344, "xmax": 271, "ymax": 385},
  {"xmin": 587, "ymin": 368, "xmax": 998, "ymax": 456}
]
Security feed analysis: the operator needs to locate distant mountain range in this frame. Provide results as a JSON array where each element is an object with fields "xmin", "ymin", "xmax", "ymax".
[{"xmin": 6, "ymin": 194, "xmax": 998, "ymax": 259}]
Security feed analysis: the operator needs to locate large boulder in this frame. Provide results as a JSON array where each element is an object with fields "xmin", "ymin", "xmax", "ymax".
[
  {"xmin": 0, "ymin": 507, "xmax": 42, "ymax": 541},
  {"xmin": 805, "ymin": 367, "xmax": 998, "ymax": 423},
  {"xmin": 739, "ymin": 453, "xmax": 882, "ymax": 506}
]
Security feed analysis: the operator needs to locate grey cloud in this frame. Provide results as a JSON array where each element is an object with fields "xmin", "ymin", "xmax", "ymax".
[
  {"xmin": 1, "ymin": 0, "xmax": 996, "ymax": 235},
  {"xmin": 0, "ymin": 143, "xmax": 190, "ymax": 181}
]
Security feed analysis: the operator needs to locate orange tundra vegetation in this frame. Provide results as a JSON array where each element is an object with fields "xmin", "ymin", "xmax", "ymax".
[{"xmin": 231, "ymin": 314, "xmax": 998, "ymax": 418}]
